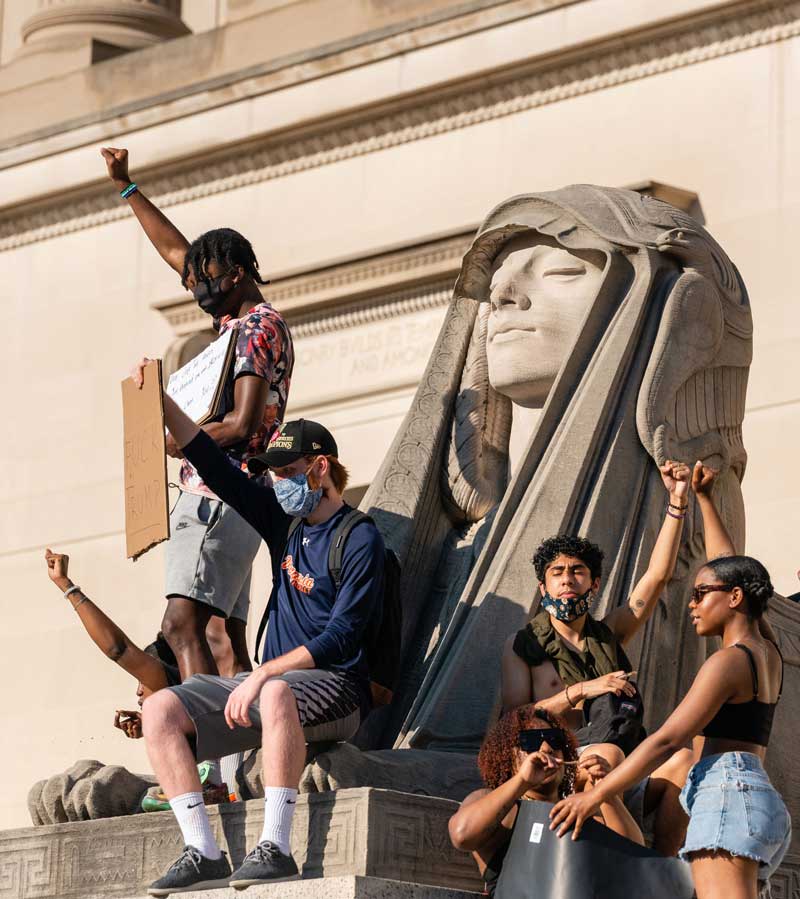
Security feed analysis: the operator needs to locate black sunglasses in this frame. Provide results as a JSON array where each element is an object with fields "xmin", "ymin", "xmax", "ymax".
[
  {"xmin": 519, "ymin": 727, "xmax": 566, "ymax": 753},
  {"xmin": 691, "ymin": 583, "xmax": 734, "ymax": 603}
]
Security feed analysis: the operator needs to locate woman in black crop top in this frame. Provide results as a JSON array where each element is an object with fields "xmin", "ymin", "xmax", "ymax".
[
  {"xmin": 448, "ymin": 705, "xmax": 642, "ymax": 896},
  {"xmin": 550, "ymin": 464, "xmax": 791, "ymax": 899}
]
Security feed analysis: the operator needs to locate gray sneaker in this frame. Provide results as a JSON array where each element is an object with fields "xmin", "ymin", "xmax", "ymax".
[
  {"xmin": 228, "ymin": 841, "xmax": 300, "ymax": 890},
  {"xmin": 147, "ymin": 845, "xmax": 231, "ymax": 896}
]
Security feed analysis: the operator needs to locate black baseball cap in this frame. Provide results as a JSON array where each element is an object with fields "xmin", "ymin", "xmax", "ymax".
[{"xmin": 247, "ymin": 419, "xmax": 338, "ymax": 474}]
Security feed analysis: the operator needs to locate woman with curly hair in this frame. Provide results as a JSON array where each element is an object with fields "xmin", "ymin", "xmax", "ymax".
[
  {"xmin": 550, "ymin": 464, "xmax": 791, "ymax": 899},
  {"xmin": 449, "ymin": 705, "xmax": 643, "ymax": 896}
]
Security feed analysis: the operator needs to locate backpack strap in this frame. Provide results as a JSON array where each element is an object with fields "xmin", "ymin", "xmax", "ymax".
[
  {"xmin": 328, "ymin": 508, "xmax": 373, "ymax": 588},
  {"xmin": 252, "ymin": 515, "xmax": 304, "ymax": 663}
]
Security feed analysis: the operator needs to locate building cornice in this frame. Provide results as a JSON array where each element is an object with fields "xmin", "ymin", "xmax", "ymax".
[
  {"xmin": 153, "ymin": 229, "xmax": 474, "ymax": 336},
  {"xmin": 1, "ymin": 0, "xmax": 794, "ymax": 252}
]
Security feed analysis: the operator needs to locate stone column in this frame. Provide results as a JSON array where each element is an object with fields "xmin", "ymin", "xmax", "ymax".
[{"xmin": 3, "ymin": 0, "xmax": 189, "ymax": 89}]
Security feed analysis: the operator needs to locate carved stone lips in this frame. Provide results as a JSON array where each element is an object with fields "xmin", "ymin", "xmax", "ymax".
[{"xmin": 489, "ymin": 325, "xmax": 536, "ymax": 342}]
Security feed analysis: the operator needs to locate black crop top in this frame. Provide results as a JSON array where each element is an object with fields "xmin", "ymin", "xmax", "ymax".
[{"xmin": 702, "ymin": 643, "xmax": 783, "ymax": 746}]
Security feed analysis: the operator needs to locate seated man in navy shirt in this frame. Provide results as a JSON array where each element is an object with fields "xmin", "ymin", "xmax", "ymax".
[{"xmin": 137, "ymin": 370, "xmax": 384, "ymax": 896}]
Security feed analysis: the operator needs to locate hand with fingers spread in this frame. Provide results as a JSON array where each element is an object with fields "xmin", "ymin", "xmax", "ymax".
[
  {"xmin": 549, "ymin": 788, "xmax": 603, "ymax": 840},
  {"xmin": 691, "ymin": 459, "xmax": 719, "ymax": 497},
  {"xmin": 45, "ymin": 548, "xmax": 72, "ymax": 592},
  {"xmin": 114, "ymin": 710, "xmax": 143, "ymax": 739},
  {"xmin": 581, "ymin": 670, "xmax": 636, "ymax": 702},
  {"xmin": 224, "ymin": 669, "xmax": 268, "ymax": 729}
]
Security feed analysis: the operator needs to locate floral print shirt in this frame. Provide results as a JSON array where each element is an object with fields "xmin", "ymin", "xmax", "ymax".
[{"xmin": 179, "ymin": 302, "xmax": 294, "ymax": 497}]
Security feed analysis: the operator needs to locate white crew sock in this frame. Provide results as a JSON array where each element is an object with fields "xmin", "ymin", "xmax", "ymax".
[
  {"xmin": 170, "ymin": 791, "xmax": 222, "ymax": 859},
  {"xmin": 219, "ymin": 752, "xmax": 244, "ymax": 798},
  {"xmin": 259, "ymin": 787, "xmax": 298, "ymax": 855},
  {"xmin": 204, "ymin": 759, "xmax": 223, "ymax": 786}
]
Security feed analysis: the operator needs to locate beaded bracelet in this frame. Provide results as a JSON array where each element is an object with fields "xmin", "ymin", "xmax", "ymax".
[
  {"xmin": 120, "ymin": 182, "xmax": 139, "ymax": 199},
  {"xmin": 668, "ymin": 502, "xmax": 687, "ymax": 511}
]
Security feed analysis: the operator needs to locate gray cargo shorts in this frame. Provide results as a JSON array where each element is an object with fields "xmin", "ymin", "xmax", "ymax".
[
  {"xmin": 170, "ymin": 669, "xmax": 366, "ymax": 761},
  {"xmin": 165, "ymin": 491, "xmax": 262, "ymax": 621}
]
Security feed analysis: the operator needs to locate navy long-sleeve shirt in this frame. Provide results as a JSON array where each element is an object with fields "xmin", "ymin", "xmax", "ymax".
[{"xmin": 182, "ymin": 430, "xmax": 384, "ymax": 684}]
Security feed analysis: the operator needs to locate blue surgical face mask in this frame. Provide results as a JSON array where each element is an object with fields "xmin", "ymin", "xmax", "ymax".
[
  {"xmin": 540, "ymin": 588, "xmax": 593, "ymax": 622},
  {"xmin": 273, "ymin": 472, "xmax": 323, "ymax": 518}
]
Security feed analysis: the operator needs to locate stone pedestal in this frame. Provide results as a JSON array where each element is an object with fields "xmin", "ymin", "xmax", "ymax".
[
  {"xmin": 131, "ymin": 877, "xmax": 478, "ymax": 898},
  {"xmin": 0, "ymin": 788, "xmax": 482, "ymax": 899}
]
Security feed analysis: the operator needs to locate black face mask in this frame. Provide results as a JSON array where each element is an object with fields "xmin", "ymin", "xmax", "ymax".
[{"xmin": 191, "ymin": 270, "xmax": 236, "ymax": 317}]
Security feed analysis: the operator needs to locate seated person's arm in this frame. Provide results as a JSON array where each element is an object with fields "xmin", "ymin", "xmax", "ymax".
[
  {"xmin": 449, "ymin": 751, "xmax": 561, "ymax": 852},
  {"xmin": 302, "ymin": 526, "xmax": 384, "ymax": 669},
  {"xmin": 604, "ymin": 460, "xmax": 690, "ymax": 645},
  {"xmin": 102, "ymin": 147, "xmax": 189, "ymax": 274},
  {"xmin": 577, "ymin": 754, "xmax": 644, "ymax": 845},
  {"xmin": 45, "ymin": 550, "xmax": 168, "ymax": 693}
]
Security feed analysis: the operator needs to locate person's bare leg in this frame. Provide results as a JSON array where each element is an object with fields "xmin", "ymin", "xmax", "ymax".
[
  {"xmin": 142, "ymin": 689, "xmax": 202, "ymax": 796},
  {"xmin": 576, "ymin": 743, "xmax": 624, "ymax": 791},
  {"xmin": 690, "ymin": 851, "xmax": 759, "ymax": 899},
  {"xmin": 162, "ymin": 596, "xmax": 218, "ymax": 679},
  {"xmin": 646, "ymin": 747, "xmax": 693, "ymax": 856},
  {"xmin": 205, "ymin": 615, "xmax": 238, "ymax": 678},
  {"xmin": 226, "ymin": 617, "xmax": 253, "ymax": 673},
  {"xmin": 260, "ymin": 679, "xmax": 307, "ymax": 788}
]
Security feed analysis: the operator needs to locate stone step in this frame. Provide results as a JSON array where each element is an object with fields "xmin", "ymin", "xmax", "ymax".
[
  {"xmin": 0, "ymin": 788, "xmax": 483, "ymax": 899},
  {"xmin": 130, "ymin": 875, "xmax": 480, "ymax": 898}
]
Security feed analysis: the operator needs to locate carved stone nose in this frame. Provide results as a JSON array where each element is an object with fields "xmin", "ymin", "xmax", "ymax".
[{"xmin": 490, "ymin": 285, "xmax": 531, "ymax": 311}]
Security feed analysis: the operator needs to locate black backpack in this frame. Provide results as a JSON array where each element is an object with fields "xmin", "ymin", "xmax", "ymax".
[{"xmin": 259, "ymin": 508, "xmax": 402, "ymax": 706}]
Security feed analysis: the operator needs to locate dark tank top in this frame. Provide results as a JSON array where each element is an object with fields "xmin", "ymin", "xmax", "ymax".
[{"xmin": 702, "ymin": 643, "xmax": 783, "ymax": 746}]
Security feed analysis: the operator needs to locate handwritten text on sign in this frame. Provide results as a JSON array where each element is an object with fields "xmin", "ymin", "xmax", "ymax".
[{"xmin": 166, "ymin": 329, "xmax": 234, "ymax": 423}]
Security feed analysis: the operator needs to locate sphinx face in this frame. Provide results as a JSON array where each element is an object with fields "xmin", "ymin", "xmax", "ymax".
[{"xmin": 486, "ymin": 234, "xmax": 606, "ymax": 407}]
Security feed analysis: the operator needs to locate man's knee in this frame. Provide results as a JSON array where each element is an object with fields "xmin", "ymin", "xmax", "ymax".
[
  {"xmin": 587, "ymin": 742, "xmax": 625, "ymax": 769},
  {"xmin": 259, "ymin": 678, "xmax": 299, "ymax": 724},
  {"xmin": 142, "ymin": 690, "xmax": 192, "ymax": 738}
]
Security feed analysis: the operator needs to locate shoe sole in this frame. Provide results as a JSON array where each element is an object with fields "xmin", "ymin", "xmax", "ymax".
[
  {"xmin": 229, "ymin": 873, "xmax": 301, "ymax": 890},
  {"xmin": 147, "ymin": 877, "xmax": 231, "ymax": 896}
]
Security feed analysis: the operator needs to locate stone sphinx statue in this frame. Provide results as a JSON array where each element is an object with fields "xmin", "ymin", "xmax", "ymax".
[{"xmin": 357, "ymin": 184, "xmax": 755, "ymax": 752}]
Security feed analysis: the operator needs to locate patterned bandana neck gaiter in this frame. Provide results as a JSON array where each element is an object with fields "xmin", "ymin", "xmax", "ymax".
[{"xmin": 540, "ymin": 588, "xmax": 593, "ymax": 622}]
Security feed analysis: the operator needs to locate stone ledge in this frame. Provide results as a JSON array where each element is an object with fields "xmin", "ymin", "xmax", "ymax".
[
  {"xmin": 0, "ymin": 788, "xmax": 482, "ymax": 899},
  {"xmin": 130, "ymin": 875, "xmax": 481, "ymax": 898}
]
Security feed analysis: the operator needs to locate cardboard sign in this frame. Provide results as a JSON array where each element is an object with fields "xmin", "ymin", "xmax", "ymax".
[
  {"xmin": 121, "ymin": 360, "xmax": 170, "ymax": 560},
  {"xmin": 166, "ymin": 328, "xmax": 235, "ymax": 424}
]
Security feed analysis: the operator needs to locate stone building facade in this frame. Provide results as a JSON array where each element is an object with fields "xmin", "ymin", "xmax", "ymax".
[{"xmin": 1, "ymin": 0, "xmax": 799, "ymax": 833}]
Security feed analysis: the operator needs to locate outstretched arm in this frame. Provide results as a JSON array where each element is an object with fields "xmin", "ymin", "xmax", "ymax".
[
  {"xmin": 45, "ymin": 550, "xmax": 168, "ymax": 693},
  {"xmin": 101, "ymin": 147, "xmax": 189, "ymax": 274},
  {"xmin": 549, "ymin": 650, "xmax": 741, "ymax": 839},
  {"xmin": 691, "ymin": 461, "xmax": 736, "ymax": 559},
  {"xmin": 605, "ymin": 461, "xmax": 691, "ymax": 644}
]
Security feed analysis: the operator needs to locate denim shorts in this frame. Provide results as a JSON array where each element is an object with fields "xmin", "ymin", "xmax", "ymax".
[{"xmin": 679, "ymin": 752, "xmax": 791, "ymax": 881}]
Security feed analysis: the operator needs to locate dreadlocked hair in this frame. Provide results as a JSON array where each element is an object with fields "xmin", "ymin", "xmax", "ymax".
[
  {"xmin": 143, "ymin": 632, "xmax": 181, "ymax": 686},
  {"xmin": 478, "ymin": 705, "xmax": 579, "ymax": 798},
  {"xmin": 532, "ymin": 534, "xmax": 604, "ymax": 583},
  {"xmin": 703, "ymin": 555, "xmax": 774, "ymax": 619},
  {"xmin": 181, "ymin": 227, "xmax": 267, "ymax": 288}
]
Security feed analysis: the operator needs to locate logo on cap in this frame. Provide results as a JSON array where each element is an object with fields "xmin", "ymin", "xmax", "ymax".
[
  {"xmin": 271, "ymin": 436, "xmax": 295, "ymax": 450},
  {"xmin": 312, "ymin": 442, "xmax": 321, "ymax": 450}
]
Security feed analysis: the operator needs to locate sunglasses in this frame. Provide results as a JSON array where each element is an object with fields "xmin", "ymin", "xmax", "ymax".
[
  {"xmin": 519, "ymin": 727, "xmax": 567, "ymax": 753},
  {"xmin": 691, "ymin": 583, "xmax": 734, "ymax": 603}
]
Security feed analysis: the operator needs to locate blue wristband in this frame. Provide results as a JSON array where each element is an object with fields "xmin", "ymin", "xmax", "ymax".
[{"xmin": 120, "ymin": 182, "xmax": 138, "ymax": 199}]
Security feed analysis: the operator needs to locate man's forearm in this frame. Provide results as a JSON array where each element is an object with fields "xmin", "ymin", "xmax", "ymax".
[
  {"xmin": 534, "ymin": 685, "xmax": 580, "ymax": 716},
  {"xmin": 116, "ymin": 182, "xmax": 189, "ymax": 273},
  {"xmin": 163, "ymin": 394, "xmax": 201, "ymax": 448},
  {"xmin": 257, "ymin": 646, "xmax": 315, "ymax": 680}
]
